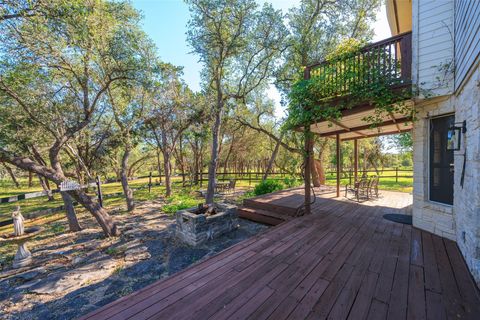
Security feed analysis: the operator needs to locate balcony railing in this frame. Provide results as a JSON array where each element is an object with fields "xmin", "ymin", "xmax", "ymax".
[{"xmin": 304, "ymin": 32, "xmax": 412, "ymax": 101}]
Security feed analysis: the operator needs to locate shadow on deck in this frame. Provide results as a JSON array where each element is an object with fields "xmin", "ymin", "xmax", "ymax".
[{"xmin": 81, "ymin": 189, "xmax": 480, "ymax": 320}]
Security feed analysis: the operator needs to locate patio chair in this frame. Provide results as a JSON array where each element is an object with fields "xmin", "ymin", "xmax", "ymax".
[
  {"xmin": 225, "ymin": 179, "xmax": 236, "ymax": 193},
  {"xmin": 345, "ymin": 178, "xmax": 370, "ymax": 201},
  {"xmin": 368, "ymin": 176, "xmax": 379, "ymax": 198}
]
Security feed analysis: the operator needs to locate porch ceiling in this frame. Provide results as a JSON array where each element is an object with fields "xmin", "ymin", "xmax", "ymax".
[{"xmin": 309, "ymin": 101, "xmax": 414, "ymax": 140}]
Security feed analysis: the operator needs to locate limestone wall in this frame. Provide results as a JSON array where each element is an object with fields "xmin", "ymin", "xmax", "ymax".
[
  {"xmin": 412, "ymin": 96, "xmax": 456, "ymax": 240},
  {"xmin": 452, "ymin": 65, "xmax": 480, "ymax": 284},
  {"xmin": 412, "ymin": 63, "xmax": 480, "ymax": 284}
]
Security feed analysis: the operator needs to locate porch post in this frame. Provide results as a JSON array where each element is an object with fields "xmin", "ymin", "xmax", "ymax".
[
  {"xmin": 305, "ymin": 130, "xmax": 312, "ymax": 214},
  {"xmin": 304, "ymin": 66, "xmax": 311, "ymax": 215},
  {"xmin": 336, "ymin": 134, "xmax": 341, "ymax": 197},
  {"xmin": 354, "ymin": 139, "xmax": 358, "ymax": 182}
]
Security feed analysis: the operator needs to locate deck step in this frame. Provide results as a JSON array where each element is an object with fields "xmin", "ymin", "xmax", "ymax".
[
  {"xmin": 243, "ymin": 198, "xmax": 299, "ymax": 217},
  {"xmin": 238, "ymin": 207, "xmax": 292, "ymax": 226}
]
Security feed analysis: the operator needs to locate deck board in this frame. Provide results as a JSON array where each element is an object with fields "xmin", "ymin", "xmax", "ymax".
[{"xmin": 81, "ymin": 190, "xmax": 480, "ymax": 320}]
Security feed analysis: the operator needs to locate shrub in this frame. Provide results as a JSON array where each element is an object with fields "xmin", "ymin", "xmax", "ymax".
[
  {"xmin": 162, "ymin": 194, "xmax": 200, "ymax": 214},
  {"xmin": 401, "ymin": 158, "xmax": 412, "ymax": 167},
  {"xmin": 283, "ymin": 176, "xmax": 301, "ymax": 188},
  {"xmin": 253, "ymin": 179, "xmax": 285, "ymax": 196}
]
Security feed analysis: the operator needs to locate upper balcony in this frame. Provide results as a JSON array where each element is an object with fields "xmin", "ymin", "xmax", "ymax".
[{"xmin": 303, "ymin": 31, "xmax": 412, "ymax": 105}]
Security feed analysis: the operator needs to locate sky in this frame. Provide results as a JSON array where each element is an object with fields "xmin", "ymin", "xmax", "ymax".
[{"xmin": 131, "ymin": 0, "xmax": 392, "ymax": 117}]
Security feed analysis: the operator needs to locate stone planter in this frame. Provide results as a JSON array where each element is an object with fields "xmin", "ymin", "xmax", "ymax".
[{"xmin": 175, "ymin": 203, "xmax": 239, "ymax": 246}]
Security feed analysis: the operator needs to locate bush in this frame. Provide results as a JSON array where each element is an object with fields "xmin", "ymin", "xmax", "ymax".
[
  {"xmin": 401, "ymin": 158, "xmax": 412, "ymax": 167},
  {"xmin": 283, "ymin": 176, "xmax": 301, "ymax": 188},
  {"xmin": 253, "ymin": 179, "xmax": 285, "ymax": 196},
  {"xmin": 162, "ymin": 194, "xmax": 201, "ymax": 214}
]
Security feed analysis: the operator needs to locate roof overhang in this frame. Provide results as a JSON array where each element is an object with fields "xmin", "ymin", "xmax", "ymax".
[
  {"xmin": 302, "ymin": 100, "xmax": 414, "ymax": 141},
  {"xmin": 386, "ymin": 0, "xmax": 413, "ymax": 35}
]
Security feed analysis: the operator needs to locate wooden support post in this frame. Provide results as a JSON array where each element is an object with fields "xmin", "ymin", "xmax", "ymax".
[
  {"xmin": 396, "ymin": 167, "xmax": 398, "ymax": 182},
  {"xmin": 303, "ymin": 66, "xmax": 312, "ymax": 215},
  {"xmin": 354, "ymin": 139, "xmax": 358, "ymax": 182},
  {"xmin": 305, "ymin": 128, "xmax": 312, "ymax": 215},
  {"xmin": 96, "ymin": 176, "xmax": 103, "ymax": 208},
  {"xmin": 336, "ymin": 134, "xmax": 341, "ymax": 197}
]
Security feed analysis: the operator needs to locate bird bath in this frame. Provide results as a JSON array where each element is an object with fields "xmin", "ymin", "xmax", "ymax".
[{"xmin": 0, "ymin": 207, "xmax": 43, "ymax": 268}]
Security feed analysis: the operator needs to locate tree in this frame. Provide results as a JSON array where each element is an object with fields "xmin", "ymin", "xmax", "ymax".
[
  {"xmin": 146, "ymin": 63, "xmax": 198, "ymax": 197},
  {"xmin": 0, "ymin": 0, "xmax": 149, "ymax": 236},
  {"xmin": 186, "ymin": 0, "xmax": 288, "ymax": 203}
]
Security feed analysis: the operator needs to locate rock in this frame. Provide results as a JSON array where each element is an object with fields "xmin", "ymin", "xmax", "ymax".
[
  {"xmin": 30, "ymin": 255, "xmax": 118, "ymax": 295},
  {"xmin": 14, "ymin": 267, "xmax": 46, "ymax": 281},
  {"xmin": 124, "ymin": 246, "xmax": 151, "ymax": 262}
]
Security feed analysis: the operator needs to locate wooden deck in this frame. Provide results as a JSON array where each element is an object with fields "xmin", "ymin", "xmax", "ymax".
[
  {"xmin": 239, "ymin": 186, "xmax": 335, "ymax": 225},
  {"xmin": 81, "ymin": 190, "xmax": 480, "ymax": 320}
]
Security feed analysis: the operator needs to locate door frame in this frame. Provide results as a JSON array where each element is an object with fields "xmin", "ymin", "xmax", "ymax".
[{"xmin": 427, "ymin": 113, "xmax": 455, "ymax": 207}]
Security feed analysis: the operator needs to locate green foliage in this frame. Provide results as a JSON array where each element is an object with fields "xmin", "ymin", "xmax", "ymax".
[
  {"xmin": 283, "ymin": 176, "xmax": 301, "ymax": 188},
  {"xmin": 49, "ymin": 222, "xmax": 65, "ymax": 234},
  {"xmin": 253, "ymin": 179, "xmax": 284, "ymax": 196},
  {"xmin": 162, "ymin": 194, "xmax": 201, "ymax": 214},
  {"xmin": 285, "ymin": 38, "xmax": 415, "ymax": 130}
]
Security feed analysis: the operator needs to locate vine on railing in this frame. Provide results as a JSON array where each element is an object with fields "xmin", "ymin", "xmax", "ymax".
[{"xmin": 285, "ymin": 33, "xmax": 415, "ymax": 130}]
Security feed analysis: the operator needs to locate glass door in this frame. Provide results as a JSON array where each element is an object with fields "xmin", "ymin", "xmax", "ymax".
[{"xmin": 429, "ymin": 115, "xmax": 455, "ymax": 205}]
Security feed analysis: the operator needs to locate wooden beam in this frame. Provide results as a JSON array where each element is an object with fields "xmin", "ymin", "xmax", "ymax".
[
  {"xmin": 318, "ymin": 117, "xmax": 411, "ymax": 137},
  {"xmin": 341, "ymin": 128, "xmax": 412, "ymax": 141},
  {"xmin": 354, "ymin": 139, "xmax": 358, "ymax": 182},
  {"xmin": 336, "ymin": 134, "xmax": 340, "ymax": 197},
  {"xmin": 388, "ymin": 111, "xmax": 402, "ymax": 132},
  {"xmin": 329, "ymin": 119, "xmax": 368, "ymax": 137}
]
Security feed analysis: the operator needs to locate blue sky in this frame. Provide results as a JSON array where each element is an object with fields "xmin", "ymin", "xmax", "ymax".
[{"xmin": 131, "ymin": 0, "xmax": 391, "ymax": 116}]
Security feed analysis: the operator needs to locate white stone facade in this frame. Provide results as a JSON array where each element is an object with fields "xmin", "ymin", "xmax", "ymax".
[{"xmin": 412, "ymin": 63, "xmax": 480, "ymax": 284}]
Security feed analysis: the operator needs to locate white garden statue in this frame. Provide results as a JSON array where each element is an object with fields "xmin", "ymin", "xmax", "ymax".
[
  {"xmin": 12, "ymin": 205, "xmax": 25, "ymax": 236},
  {"xmin": 0, "ymin": 206, "xmax": 43, "ymax": 268}
]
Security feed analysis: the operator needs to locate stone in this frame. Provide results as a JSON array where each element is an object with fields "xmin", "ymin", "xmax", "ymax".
[
  {"xmin": 14, "ymin": 267, "xmax": 46, "ymax": 281},
  {"xmin": 125, "ymin": 246, "xmax": 151, "ymax": 262},
  {"xmin": 30, "ymin": 255, "xmax": 118, "ymax": 295},
  {"xmin": 175, "ymin": 203, "xmax": 239, "ymax": 246}
]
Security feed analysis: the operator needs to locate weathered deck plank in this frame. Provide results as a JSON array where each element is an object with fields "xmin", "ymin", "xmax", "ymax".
[{"xmin": 81, "ymin": 190, "xmax": 480, "ymax": 320}]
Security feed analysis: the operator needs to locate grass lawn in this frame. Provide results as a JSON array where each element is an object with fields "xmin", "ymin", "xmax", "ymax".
[{"xmin": 0, "ymin": 172, "xmax": 412, "ymax": 222}]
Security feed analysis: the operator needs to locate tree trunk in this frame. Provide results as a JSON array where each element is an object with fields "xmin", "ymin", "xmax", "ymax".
[
  {"xmin": 121, "ymin": 147, "xmax": 135, "ymax": 211},
  {"xmin": 60, "ymin": 191, "xmax": 82, "ymax": 232},
  {"xmin": 179, "ymin": 137, "xmax": 186, "ymax": 185},
  {"xmin": 69, "ymin": 189, "xmax": 119, "ymax": 237},
  {"xmin": 156, "ymin": 149, "xmax": 162, "ymax": 183},
  {"xmin": 310, "ymin": 158, "xmax": 321, "ymax": 187},
  {"xmin": 161, "ymin": 131, "xmax": 172, "ymax": 197},
  {"xmin": 223, "ymin": 133, "xmax": 235, "ymax": 174},
  {"xmin": 2, "ymin": 162, "xmax": 19, "ymax": 188},
  {"xmin": 38, "ymin": 175, "xmax": 54, "ymax": 201},
  {"xmin": 206, "ymin": 101, "xmax": 223, "ymax": 204},
  {"xmin": 314, "ymin": 159, "xmax": 325, "ymax": 185},
  {"xmin": 28, "ymin": 171, "xmax": 33, "ymax": 187},
  {"xmin": 263, "ymin": 135, "xmax": 282, "ymax": 181}
]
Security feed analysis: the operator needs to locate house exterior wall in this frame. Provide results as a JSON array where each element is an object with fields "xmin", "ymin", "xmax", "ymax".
[
  {"xmin": 411, "ymin": 0, "xmax": 480, "ymax": 284},
  {"xmin": 452, "ymin": 65, "xmax": 480, "ymax": 283},
  {"xmin": 455, "ymin": 0, "xmax": 480, "ymax": 89},
  {"xmin": 412, "ymin": 0, "xmax": 454, "ymax": 97},
  {"xmin": 412, "ymin": 96, "xmax": 456, "ymax": 240}
]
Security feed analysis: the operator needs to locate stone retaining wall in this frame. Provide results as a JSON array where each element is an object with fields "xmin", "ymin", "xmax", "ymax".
[{"xmin": 175, "ymin": 204, "xmax": 239, "ymax": 246}]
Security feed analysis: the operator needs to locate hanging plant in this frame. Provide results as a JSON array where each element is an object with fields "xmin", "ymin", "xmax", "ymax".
[{"xmin": 285, "ymin": 38, "xmax": 415, "ymax": 130}]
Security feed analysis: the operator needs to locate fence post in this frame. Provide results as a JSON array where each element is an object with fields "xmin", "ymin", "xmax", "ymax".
[
  {"xmin": 200, "ymin": 172, "xmax": 203, "ymax": 187},
  {"xmin": 148, "ymin": 171, "xmax": 152, "ymax": 193},
  {"xmin": 249, "ymin": 172, "xmax": 252, "ymax": 186},
  {"xmin": 96, "ymin": 176, "xmax": 103, "ymax": 208},
  {"xmin": 396, "ymin": 167, "xmax": 398, "ymax": 182}
]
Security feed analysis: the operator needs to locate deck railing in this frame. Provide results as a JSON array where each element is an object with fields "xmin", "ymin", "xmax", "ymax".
[{"xmin": 304, "ymin": 32, "xmax": 412, "ymax": 100}]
